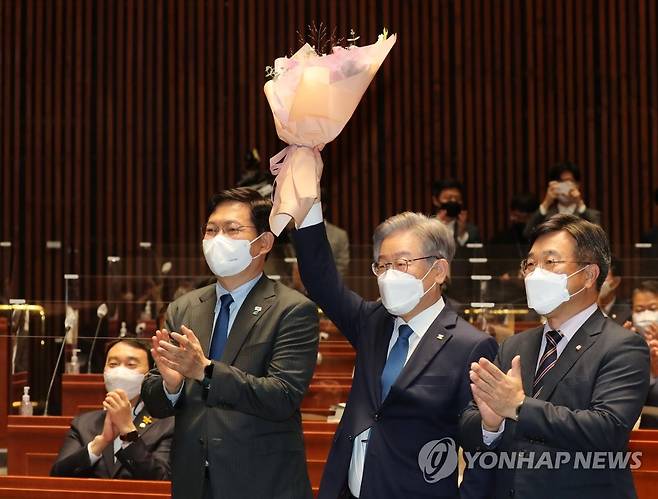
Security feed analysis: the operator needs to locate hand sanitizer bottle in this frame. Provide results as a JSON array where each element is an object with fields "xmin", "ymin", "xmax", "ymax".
[
  {"xmin": 20, "ymin": 386, "xmax": 33, "ymax": 416},
  {"xmin": 66, "ymin": 348, "xmax": 81, "ymax": 374}
]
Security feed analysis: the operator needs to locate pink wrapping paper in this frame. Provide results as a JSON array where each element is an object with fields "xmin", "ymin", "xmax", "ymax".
[{"xmin": 264, "ymin": 32, "xmax": 397, "ymax": 235}]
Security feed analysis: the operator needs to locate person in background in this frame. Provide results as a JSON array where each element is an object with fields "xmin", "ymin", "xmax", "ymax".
[
  {"xmin": 489, "ymin": 193, "xmax": 540, "ymax": 258},
  {"xmin": 598, "ymin": 257, "xmax": 631, "ymax": 325},
  {"xmin": 431, "ymin": 178, "xmax": 481, "ymax": 246},
  {"xmin": 625, "ymin": 280, "xmax": 658, "ymax": 428},
  {"xmin": 524, "ymin": 162, "xmax": 601, "ymax": 237},
  {"xmin": 51, "ymin": 339, "xmax": 173, "ymax": 479}
]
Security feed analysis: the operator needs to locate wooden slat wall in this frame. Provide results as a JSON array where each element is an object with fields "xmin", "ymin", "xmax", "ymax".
[{"xmin": 1, "ymin": 0, "xmax": 658, "ymax": 300}]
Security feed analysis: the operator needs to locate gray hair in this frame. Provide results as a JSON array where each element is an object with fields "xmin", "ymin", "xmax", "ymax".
[{"xmin": 373, "ymin": 212, "xmax": 456, "ymax": 263}]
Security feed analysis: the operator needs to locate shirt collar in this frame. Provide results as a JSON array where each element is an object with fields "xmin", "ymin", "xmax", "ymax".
[
  {"xmin": 395, "ymin": 296, "xmax": 446, "ymax": 340},
  {"xmin": 544, "ymin": 302, "xmax": 598, "ymax": 343},
  {"xmin": 132, "ymin": 400, "xmax": 145, "ymax": 418},
  {"xmin": 215, "ymin": 273, "xmax": 263, "ymax": 305}
]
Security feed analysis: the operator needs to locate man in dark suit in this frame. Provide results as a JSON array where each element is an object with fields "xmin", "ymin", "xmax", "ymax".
[
  {"xmin": 292, "ymin": 203, "xmax": 498, "ymax": 498},
  {"xmin": 524, "ymin": 162, "xmax": 601, "ymax": 238},
  {"xmin": 51, "ymin": 338, "xmax": 174, "ymax": 479},
  {"xmin": 461, "ymin": 214, "xmax": 650, "ymax": 499},
  {"xmin": 141, "ymin": 188, "xmax": 319, "ymax": 499}
]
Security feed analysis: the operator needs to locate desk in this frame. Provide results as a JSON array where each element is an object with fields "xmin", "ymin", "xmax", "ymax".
[{"xmin": 0, "ymin": 475, "xmax": 170, "ymax": 498}]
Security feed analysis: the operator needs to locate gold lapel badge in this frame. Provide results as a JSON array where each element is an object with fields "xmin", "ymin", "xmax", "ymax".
[{"xmin": 139, "ymin": 415, "xmax": 153, "ymax": 428}]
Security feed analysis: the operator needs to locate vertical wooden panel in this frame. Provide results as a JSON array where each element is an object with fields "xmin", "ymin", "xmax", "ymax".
[{"xmin": 1, "ymin": 0, "xmax": 658, "ymax": 300}]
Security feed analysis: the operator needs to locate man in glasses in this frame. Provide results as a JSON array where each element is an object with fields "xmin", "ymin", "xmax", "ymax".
[
  {"xmin": 141, "ymin": 188, "xmax": 319, "ymax": 499},
  {"xmin": 461, "ymin": 214, "xmax": 650, "ymax": 498},
  {"xmin": 292, "ymin": 202, "xmax": 498, "ymax": 499}
]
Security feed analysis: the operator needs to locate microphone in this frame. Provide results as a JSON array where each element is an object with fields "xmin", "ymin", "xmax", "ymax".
[
  {"xmin": 86, "ymin": 303, "xmax": 109, "ymax": 374},
  {"xmin": 43, "ymin": 312, "xmax": 76, "ymax": 416}
]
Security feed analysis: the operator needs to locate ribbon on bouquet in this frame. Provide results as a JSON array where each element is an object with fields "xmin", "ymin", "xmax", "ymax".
[{"xmin": 268, "ymin": 144, "xmax": 323, "ymax": 236}]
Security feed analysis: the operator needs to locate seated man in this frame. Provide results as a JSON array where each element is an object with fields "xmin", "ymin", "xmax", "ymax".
[
  {"xmin": 524, "ymin": 161, "xmax": 601, "ymax": 237},
  {"xmin": 51, "ymin": 338, "xmax": 174, "ymax": 479}
]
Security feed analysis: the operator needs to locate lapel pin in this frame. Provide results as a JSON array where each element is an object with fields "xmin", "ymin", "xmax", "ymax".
[
  {"xmin": 575, "ymin": 345, "xmax": 582, "ymax": 351},
  {"xmin": 253, "ymin": 306, "xmax": 262, "ymax": 316},
  {"xmin": 436, "ymin": 334, "xmax": 444, "ymax": 340},
  {"xmin": 139, "ymin": 422, "xmax": 146, "ymax": 428}
]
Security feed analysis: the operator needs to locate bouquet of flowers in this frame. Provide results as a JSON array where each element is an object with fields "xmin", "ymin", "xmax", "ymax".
[{"xmin": 264, "ymin": 28, "xmax": 397, "ymax": 235}]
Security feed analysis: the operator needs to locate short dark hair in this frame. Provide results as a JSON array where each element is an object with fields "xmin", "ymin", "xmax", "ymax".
[
  {"xmin": 529, "ymin": 213, "xmax": 610, "ymax": 290},
  {"xmin": 104, "ymin": 338, "xmax": 153, "ymax": 369},
  {"xmin": 510, "ymin": 193, "xmax": 539, "ymax": 214},
  {"xmin": 548, "ymin": 161, "xmax": 581, "ymax": 182},
  {"xmin": 431, "ymin": 178, "xmax": 465, "ymax": 198},
  {"xmin": 207, "ymin": 187, "xmax": 272, "ymax": 235},
  {"xmin": 634, "ymin": 280, "xmax": 658, "ymax": 297}
]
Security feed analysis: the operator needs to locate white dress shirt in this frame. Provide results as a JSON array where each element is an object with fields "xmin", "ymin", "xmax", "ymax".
[
  {"xmin": 348, "ymin": 298, "xmax": 446, "ymax": 497},
  {"xmin": 482, "ymin": 303, "xmax": 598, "ymax": 445},
  {"xmin": 163, "ymin": 273, "xmax": 262, "ymax": 404}
]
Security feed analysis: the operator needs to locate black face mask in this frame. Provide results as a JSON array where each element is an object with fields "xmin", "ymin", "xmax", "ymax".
[{"xmin": 440, "ymin": 201, "xmax": 462, "ymax": 218}]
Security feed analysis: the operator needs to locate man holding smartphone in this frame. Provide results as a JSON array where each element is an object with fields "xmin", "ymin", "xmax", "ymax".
[{"xmin": 524, "ymin": 162, "xmax": 601, "ymax": 237}]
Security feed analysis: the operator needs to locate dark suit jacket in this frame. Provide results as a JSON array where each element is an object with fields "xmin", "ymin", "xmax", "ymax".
[
  {"xmin": 524, "ymin": 206, "xmax": 602, "ymax": 238},
  {"xmin": 141, "ymin": 275, "xmax": 319, "ymax": 499},
  {"xmin": 604, "ymin": 301, "xmax": 632, "ymax": 325},
  {"xmin": 460, "ymin": 309, "xmax": 650, "ymax": 499},
  {"xmin": 50, "ymin": 405, "xmax": 174, "ymax": 479},
  {"xmin": 292, "ymin": 223, "xmax": 498, "ymax": 499}
]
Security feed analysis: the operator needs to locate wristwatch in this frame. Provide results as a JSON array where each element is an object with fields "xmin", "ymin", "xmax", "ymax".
[{"xmin": 119, "ymin": 430, "xmax": 139, "ymax": 442}]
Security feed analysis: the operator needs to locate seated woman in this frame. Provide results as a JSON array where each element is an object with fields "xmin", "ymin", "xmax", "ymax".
[{"xmin": 51, "ymin": 338, "xmax": 174, "ymax": 479}]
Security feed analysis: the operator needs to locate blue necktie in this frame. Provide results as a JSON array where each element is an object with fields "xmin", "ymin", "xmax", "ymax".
[
  {"xmin": 209, "ymin": 294, "xmax": 234, "ymax": 360},
  {"xmin": 380, "ymin": 324, "xmax": 414, "ymax": 400},
  {"xmin": 533, "ymin": 329, "xmax": 563, "ymax": 396}
]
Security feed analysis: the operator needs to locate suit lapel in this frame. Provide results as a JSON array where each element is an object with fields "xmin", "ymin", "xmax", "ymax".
[
  {"xmin": 370, "ymin": 313, "xmax": 395, "ymax": 407},
  {"xmin": 221, "ymin": 275, "xmax": 276, "ymax": 365},
  {"xmin": 186, "ymin": 286, "xmax": 217, "ymax": 354},
  {"xmin": 534, "ymin": 310, "xmax": 605, "ymax": 401},
  {"xmin": 381, "ymin": 304, "xmax": 457, "ymax": 407},
  {"xmin": 519, "ymin": 326, "xmax": 545, "ymax": 395}
]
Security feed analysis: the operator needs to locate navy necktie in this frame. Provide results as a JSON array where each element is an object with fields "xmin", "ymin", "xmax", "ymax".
[
  {"xmin": 380, "ymin": 324, "xmax": 414, "ymax": 400},
  {"xmin": 209, "ymin": 294, "xmax": 234, "ymax": 360},
  {"xmin": 533, "ymin": 329, "xmax": 563, "ymax": 396}
]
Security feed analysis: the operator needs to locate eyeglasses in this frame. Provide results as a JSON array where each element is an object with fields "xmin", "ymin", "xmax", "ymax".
[
  {"xmin": 371, "ymin": 256, "xmax": 440, "ymax": 276},
  {"xmin": 201, "ymin": 223, "xmax": 257, "ymax": 239},
  {"xmin": 520, "ymin": 258, "xmax": 593, "ymax": 276}
]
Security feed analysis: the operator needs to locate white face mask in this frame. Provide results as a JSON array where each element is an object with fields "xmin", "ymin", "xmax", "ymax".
[
  {"xmin": 202, "ymin": 233, "xmax": 263, "ymax": 277},
  {"xmin": 632, "ymin": 310, "xmax": 658, "ymax": 332},
  {"xmin": 377, "ymin": 263, "xmax": 437, "ymax": 316},
  {"xmin": 103, "ymin": 365, "xmax": 145, "ymax": 401},
  {"xmin": 524, "ymin": 266, "xmax": 588, "ymax": 316}
]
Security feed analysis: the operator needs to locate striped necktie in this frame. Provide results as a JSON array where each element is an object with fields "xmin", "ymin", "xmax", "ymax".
[{"xmin": 533, "ymin": 329, "xmax": 563, "ymax": 396}]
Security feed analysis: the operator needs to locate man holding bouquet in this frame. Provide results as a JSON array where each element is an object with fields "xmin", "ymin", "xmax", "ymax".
[{"xmin": 292, "ymin": 200, "xmax": 497, "ymax": 498}]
